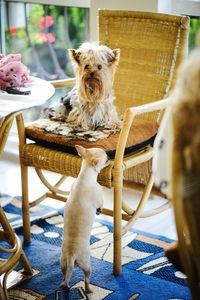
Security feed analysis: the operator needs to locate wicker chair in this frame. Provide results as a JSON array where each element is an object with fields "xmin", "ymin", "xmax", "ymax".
[
  {"xmin": 17, "ymin": 10, "xmax": 189, "ymax": 275},
  {"xmin": 0, "ymin": 114, "xmax": 33, "ymax": 300}
]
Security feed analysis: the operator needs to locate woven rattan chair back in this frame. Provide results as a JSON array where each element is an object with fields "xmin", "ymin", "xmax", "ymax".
[{"xmin": 98, "ymin": 10, "xmax": 189, "ymax": 121}]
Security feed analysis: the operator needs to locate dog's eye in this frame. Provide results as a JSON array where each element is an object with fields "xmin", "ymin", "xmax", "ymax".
[
  {"xmin": 85, "ymin": 64, "xmax": 90, "ymax": 69},
  {"xmin": 98, "ymin": 64, "xmax": 102, "ymax": 70}
]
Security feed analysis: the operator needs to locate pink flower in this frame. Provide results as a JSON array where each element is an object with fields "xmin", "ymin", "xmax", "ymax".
[
  {"xmin": 9, "ymin": 27, "xmax": 17, "ymax": 36},
  {"xmin": 40, "ymin": 16, "xmax": 54, "ymax": 29},
  {"xmin": 36, "ymin": 32, "xmax": 55, "ymax": 44}
]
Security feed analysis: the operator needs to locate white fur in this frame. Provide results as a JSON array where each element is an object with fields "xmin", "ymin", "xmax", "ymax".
[
  {"xmin": 60, "ymin": 145, "xmax": 109, "ymax": 293},
  {"xmin": 67, "ymin": 94, "xmax": 120, "ymax": 129}
]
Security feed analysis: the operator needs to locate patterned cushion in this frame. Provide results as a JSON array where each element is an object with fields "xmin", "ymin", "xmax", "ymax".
[{"xmin": 25, "ymin": 118, "xmax": 158, "ymax": 158}]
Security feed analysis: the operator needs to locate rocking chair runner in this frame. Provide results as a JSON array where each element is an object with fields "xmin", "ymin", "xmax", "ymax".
[{"xmin": 17, "ymin": 10, "xmax": 189, "ymax": 275}]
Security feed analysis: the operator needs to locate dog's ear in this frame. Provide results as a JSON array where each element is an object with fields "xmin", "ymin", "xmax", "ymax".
[
  {"xmin": 75, "ymin": 145, "xmax": 87, "ymax": 158},
  {"xmin": 112, "ymin": 49, "xmax": 120, "ymax": 65},
  {"xmin": 113, "ymin": 48, "xmax": 120, "ymax": 64},
  {"xmin": 107, "ymin": 48, "xmax": 120, "ymax": 65},
  {"xmin": 68, "ymin": 49, "xmax": 81, "ymax": 64}
]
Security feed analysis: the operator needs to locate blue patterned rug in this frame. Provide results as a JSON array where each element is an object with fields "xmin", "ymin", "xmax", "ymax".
[
  {"xmin": 1, "ymin": 195, "xmax": 192, "ymax": 299},
  {"xmin": 0, "ymin": 193, "xmax": 57, "ymax": 228}
]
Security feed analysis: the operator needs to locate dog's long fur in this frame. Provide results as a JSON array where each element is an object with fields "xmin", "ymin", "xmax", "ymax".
[
  {"xmin": 60, "ymin": 145, "xmax": 109, "ymax": 293},
  {"xmin": 45, "ymin": 42, "xmax": 121, "ymax": 130}
]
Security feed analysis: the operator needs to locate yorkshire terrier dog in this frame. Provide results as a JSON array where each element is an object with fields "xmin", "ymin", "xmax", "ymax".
[{"xmin": 46, "ymin": 42, "xmax": 121, "ymax": 130}]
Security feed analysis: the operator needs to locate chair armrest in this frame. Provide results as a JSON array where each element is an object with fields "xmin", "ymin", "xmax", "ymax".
[
  {"xmin": 50, "ymin": 78, "xmax": 76, "ymax": 88},
  {"xmin": 114, "ymin": 97, "xmax": 172, "ymax": 168},
  {"xmin": 128, "ymin": 97, "xmax": 172, "ymax": 117}
]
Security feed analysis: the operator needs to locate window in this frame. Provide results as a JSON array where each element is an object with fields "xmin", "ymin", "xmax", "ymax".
[
  {"xmin": 189, "ymin": 17, "xmax": 200, "ymax": 50},
  {"xmin": 171, "ymin": 0, "xmax": 200, "ymax": 50},
  {"xmin": 3, "ymin": 1, "xmax": 89, "ymax": 79},
  {"xmin": 1, "ymin": 0, "xmax": 89, "ymax": 122}
]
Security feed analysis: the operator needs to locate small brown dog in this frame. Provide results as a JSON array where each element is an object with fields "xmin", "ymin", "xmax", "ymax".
[
  {"xmin": 60, "ymin": 145, "xmax": 109, "ymax": 293},
  {"xmin": 47, "ymin": 42, "xmax": 121, "ymax": 130}
]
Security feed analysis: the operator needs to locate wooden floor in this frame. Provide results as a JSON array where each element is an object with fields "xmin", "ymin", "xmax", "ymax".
[{"xmin": 0, "ymin": 144, "xmax": 177, "ymax": 240}]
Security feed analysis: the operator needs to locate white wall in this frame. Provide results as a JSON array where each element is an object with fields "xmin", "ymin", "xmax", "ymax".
[
  {"xmin": 172, "ymin": 0, "xmax": 200, "ymax": 16},
  {"xmin": 89, "ymin": 0, "xmax": 160, "ymax": 41}
]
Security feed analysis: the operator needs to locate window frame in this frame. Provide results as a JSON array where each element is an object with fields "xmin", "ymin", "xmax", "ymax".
[{"xmin": 5, "ymin": 0, "xmax": 91, "ymax": 8}]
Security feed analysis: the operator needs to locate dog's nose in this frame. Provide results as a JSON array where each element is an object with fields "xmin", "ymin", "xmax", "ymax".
[{"xmin": 90, "ymin": 72, "xmax": 95, "ymax": 78}]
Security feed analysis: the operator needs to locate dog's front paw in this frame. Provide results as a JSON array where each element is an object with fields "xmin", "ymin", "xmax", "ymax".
[{"xmin": 105, "ymin": 120, "xmax": 122, "ymax": 131}]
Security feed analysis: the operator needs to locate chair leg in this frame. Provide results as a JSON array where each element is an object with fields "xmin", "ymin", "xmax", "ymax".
[
  {"xmin": 113, "ymin": 173, "xmax": 154, "ymax": 275},
  {"xmin": 20, "ymin": 250, "xmax": 33, "ymax": 275},
  {"xmin": 2, "ymin": 269, "xmax": 12, "ymax": 300},
  {"xmin": 1, "ymin": 261, "xmax": 19, "ymax": 300},
  {"xmin": 113, "ymin": 171, "xmax": 123, "ymax": 276},
  {"xmin": 0, "ymin": 285, "xmax": 6, "ymax": 300},
  {"xmin": 21, "ymin": 164, "xmax": 31, "ymax": 244}
]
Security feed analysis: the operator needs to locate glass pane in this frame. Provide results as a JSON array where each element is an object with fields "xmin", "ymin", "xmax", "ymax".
[
  {"xmin": 189, "ymin": 17, "xmax": 200, "ymax": 51},
  {"xmin": 2, "ymin": 1, "xmax": 89, "ymax": 122},
  {"xmin": 4, "ymin": 2, "xmax": 89, "ymax": 80}
]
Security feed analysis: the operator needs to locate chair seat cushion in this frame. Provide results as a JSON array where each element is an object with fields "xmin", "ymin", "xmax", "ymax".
[{"xmin": 25, "ymin": 118, "xmax": 158, "ymax": 158}]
